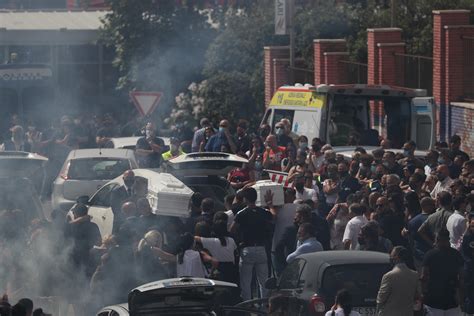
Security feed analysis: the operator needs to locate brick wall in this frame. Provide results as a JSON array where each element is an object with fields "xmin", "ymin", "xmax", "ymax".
[
  {"xmin": 264, "ymin": 46, "xmax": 289, "ymax": 106},
  {"xmin": 367, "ymin": 28, "xmax": 404, "ymax": 133},
  {"xmin": 313, "ymin": 39, "xmax": 347, "ymax": 84},
  {"xmin": 432, "ymin": 10, "xmax": 471, "ymax": 141}
]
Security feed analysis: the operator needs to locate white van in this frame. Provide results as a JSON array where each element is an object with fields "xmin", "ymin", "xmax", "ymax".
[{"xmin": 263, "ymin": 84, "xmax": 436, "ymax": 150}]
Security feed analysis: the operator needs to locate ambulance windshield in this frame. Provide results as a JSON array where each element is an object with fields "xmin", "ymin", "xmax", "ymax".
[{"xmin": 329, "ymin": 95, "xmax": 411, "ymax": 148}]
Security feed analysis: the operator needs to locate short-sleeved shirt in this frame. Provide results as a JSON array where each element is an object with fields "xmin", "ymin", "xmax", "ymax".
[
  {"xmin": 205, "ymin": 132, "xmax": 232, "ymax": 152},
  {"xmin": 446, "ymin": 211, "xmax": 467, "ymax": 249},
  {"xmin": 419, "ymin": 208, "xmax": 453, "ymax": 240},
  {"xmin": 176, "ymin": 249, "xmax": 207, "ymax": 278},
  {"xmin": 423, "ymin": 247, "xmax": 463, "ymax": 309},
  {"xmin": 263, "ymin": 146, "xmax": 287, "ymax": 171},
  {"xmin": 407, "ymin": 213, "xmax": 431, "ymax": 260},
  {"xmin": 234, "ymin": 206, "xmax": 273, "ymax": 247},
  {"xmin": 200, "ymin": 237, "xmax": 237, "ymax": 262},
  {"xmin": 136, "ymin": 136, "xmax": 165, "ymax": 168},
  {"xmin": 343, "ymin": 215, "xmax": 368, "ymax": 250}
]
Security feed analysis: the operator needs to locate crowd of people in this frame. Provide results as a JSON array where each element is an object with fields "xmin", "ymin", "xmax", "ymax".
[{"xmin": 0, "ymin": 112, "xmax": 473, "ymax": 316}]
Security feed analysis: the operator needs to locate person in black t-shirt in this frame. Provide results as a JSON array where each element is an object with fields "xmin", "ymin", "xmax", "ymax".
[
  {"xmin": 421, "ymin": 228, "xmax": 464, "ymax": 315},
  {"xmin": 135, "ymin": 122, "xmax": 165, "ymax": 168},
  {"xmin": 230, "ymin": 187, "xmax": 273, "ymax": 301}
]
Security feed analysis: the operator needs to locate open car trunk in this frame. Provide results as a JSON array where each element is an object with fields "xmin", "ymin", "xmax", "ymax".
[
  {"xmin": 165, "ymin": 153, "xmax": 248, "ymax": 178},
  {"xmin": 128, "ymin": 278, "xmax": 240, "ymax": 316}
]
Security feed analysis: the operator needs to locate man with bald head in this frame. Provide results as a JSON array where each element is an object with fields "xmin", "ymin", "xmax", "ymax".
[
  {"xmin": 431, "ymin": 164, "xmax": 453, "ymax": 199},
  {"xmin": 263, "ymin": 134, "xmax": 286, "ymax": 171},
  {"xmin": 205, "ymin": 119, "xmax": 237, "ymax": 153},
  {"xmin": 110, "ymin": 170, "xmax": 136, "ymax": 232}
]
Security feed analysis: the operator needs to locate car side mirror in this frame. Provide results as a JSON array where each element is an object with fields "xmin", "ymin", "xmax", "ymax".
[
  {"xmin": 265, "ymin": 277, "xmax": 278, "ymax": 290},
  {"xmin": 77, "ymin": 195, "xmax": 90, "ymax": 205}
]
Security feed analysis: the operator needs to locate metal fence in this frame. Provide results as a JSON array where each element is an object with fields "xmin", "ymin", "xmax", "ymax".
[
  {"xmin": 462, "ymin": 36, "xmax": 474, "ymax": 101},
  {"xmin": 339, "ymin": 60, "xmax": 368, "ymax": 84},
  {"xmin": 394, "ymin": 53, "xmax": 433, "ymax": 96},
  {"xmin": 288, "ymin": 66, "xmax": 314, "ymax": 85}
]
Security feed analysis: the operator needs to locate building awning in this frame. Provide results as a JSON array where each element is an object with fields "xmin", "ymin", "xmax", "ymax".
[{"xmin": 0, "ymin": 10, "xmax": 108, "ymax": 45}]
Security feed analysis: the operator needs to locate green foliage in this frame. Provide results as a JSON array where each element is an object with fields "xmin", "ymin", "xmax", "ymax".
[
  {"xmin": 103, "ymin": 0, "xmax": 474, "ymax": 128},
  {"xmin": 101, "ymin": 0, "xmax": 216, "ymax": 115}
]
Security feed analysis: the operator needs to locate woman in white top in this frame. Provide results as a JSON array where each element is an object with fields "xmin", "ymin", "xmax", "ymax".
[
  {"xmin": 195, "ymin": 220, "xmax": 238, "ymax": 283},
  {"xmin": 153, "ymin": 232, "xmax": 217, "ymax": 278},
  {"xmin": 325, "ymin": 289, "xmax": 361, "ymax": 316}
]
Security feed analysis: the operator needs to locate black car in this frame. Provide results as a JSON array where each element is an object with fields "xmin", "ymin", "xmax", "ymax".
[
  {"xmin": 263, "ymin": 251, "xmax": 391, "ymax": 316},
  {"xmin": 165, "ymin": 153, "xmax": 248, "ymax": 212}
]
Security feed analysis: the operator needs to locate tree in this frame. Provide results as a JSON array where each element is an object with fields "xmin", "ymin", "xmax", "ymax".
[{"xmin": 101, "ymin": 0, "xmax": 216, "ymax": 117}]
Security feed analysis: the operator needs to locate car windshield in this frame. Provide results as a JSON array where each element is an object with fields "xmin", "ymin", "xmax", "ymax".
[
  {"xmin": 67, "ymin": 158, "xmax": 131, "ymax": 180},
  {"xmin": 321, "ymin": 264, "xmax": 390, "ymax": 307}
]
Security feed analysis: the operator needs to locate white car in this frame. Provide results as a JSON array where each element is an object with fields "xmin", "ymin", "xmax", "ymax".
[
  {"xmin": 96, "ymin": 303, "xmax": 128, "ymax": 316},
  {"xmin": 84, "ymin": 169, "xmax": 193, "ymax": 239},
  {"xmin": 52, "ymin": 148, "xmax": 138, "ymax": 212}
]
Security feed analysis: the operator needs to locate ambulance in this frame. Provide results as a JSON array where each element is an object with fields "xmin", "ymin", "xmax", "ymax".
[{"xmin": 262, "ymin": 84, "xmax": 436, "ymax": 150}]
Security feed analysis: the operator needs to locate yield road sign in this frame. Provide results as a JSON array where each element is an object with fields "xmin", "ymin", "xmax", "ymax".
[{"xmin": 130, "ymin": 91, "xmax": 163, "ymax": 116}]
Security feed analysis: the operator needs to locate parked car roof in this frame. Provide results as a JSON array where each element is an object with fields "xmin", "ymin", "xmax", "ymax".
[
  {"xmin": 298, "ymin": 250, "xmax": 389, "ymax": 266},
  {"xmin": 333, "ymin": 146, "xmax": 428, "ymax": 160},
  {"xmin": 0, "ymin": 151, "xmax": 47, "ymax": 178},
  {"xmin": 68, "ymin": 148, "xmax": 136, "ymax": 159}
]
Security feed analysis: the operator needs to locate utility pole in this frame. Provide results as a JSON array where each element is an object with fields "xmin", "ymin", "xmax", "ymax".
[
  {"xmin": 289, "ymin": 0, "xmax": 295, "ymax": 84},
  {"xmin": 390, "ymin": 0, "xmax": 396, "ymax": 27}
]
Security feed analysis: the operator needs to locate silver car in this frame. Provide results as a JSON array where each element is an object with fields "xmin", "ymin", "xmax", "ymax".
[
  {"xmin": 0, "ymin": 151, "xmax": 47, "ymax": 221},
  {"xmin": 52, "ymin": 148, "xmax": 138, "ymax": 212}
]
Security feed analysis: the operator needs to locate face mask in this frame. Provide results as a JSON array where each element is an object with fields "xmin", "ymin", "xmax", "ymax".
[
  {"xmin": 299, "ymin": 142, "xmax": 308, "ymax": 149},
  {"xmin": 275, "ymin": 128, "xmax": 284, "ymax": 136},
  {"xmin": 219, "ymin": 127, "xmax": 226, "ymax": 133},
  {"xmin": 437, "ymin": 173, "xmax": 446, "ymax": 181},
  {"xmin": 467, "ymin": 204, "xmax": 472, "ymax": 213},
  {"xmin": 403, "ymin": 149, "xmax": 411, "ymax": 157},
  {"xmin": 370, "ymin": 165, "xmax": 376, "ymax": 173},
  {"xmin": 295, "ymin": 183, "xmax": 305, "ymax": 191},
  {"xmin": 124, "ymin": 179, "xmax": 134, "ymax": 187},
  {"xmin": 383, "ymin": 161, "xmax": 390, "ymax": 168},
  {"xmin": 259, "ymin": 130, "xmax": 269, "ymax": 138},
  {"xmin": 438, "ymin": 159, "xmax": 446, "ymax": 165},
  {"xmin": 145, "ymin": 129, "xmax": 153, "ymax": 138}
]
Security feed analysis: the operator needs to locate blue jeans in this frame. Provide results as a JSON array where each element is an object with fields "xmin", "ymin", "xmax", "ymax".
[{"xmin": 239, "ymin": 246, "xmax": 268, "ymax": 301}]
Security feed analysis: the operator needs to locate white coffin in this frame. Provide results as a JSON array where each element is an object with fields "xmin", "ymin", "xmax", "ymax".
[
  {"xmin": 146, "ymin": 172, "xmax": 194, "ymax": 218},
  {"xmin": 252, "ymin": 180, "xmax": 285, "ymax": 207}
]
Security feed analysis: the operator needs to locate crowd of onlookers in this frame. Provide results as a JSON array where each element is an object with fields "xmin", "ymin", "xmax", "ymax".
[{"xmin": 0, "ymin": 112, "xmax": 473, "ymax": 316}]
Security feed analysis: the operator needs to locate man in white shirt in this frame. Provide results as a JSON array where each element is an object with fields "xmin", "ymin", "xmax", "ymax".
[
  {"xmin": 446, "ymin": 196, "xmax": 467, "ymax": 249},
  {"xmin": 343, "ymin": 203, "xmax": 368, "ymax": 250},
  {"xmin": 431, "ymin": 165, "xmax": 453, "ymax": 199},
  {"xmin": 293, "ymin": 174, "xmax": 318, "ymax": 204}
]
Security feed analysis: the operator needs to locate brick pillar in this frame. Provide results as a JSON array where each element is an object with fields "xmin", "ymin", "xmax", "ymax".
[
  {"xmin": 367, "ymin": 28, "xmax": 403, "ymax": 133},
  {"xmin": 273, "ymin": 58, "xmax": 290, "ymax": 92},
  {"xmin": 378, "ymin": 43, "xmax": 405, "ymax": 85},
  {"xmin": 432, "ymin": 10, "xmax": 471, "ymax": 141},
  {"xmin": 313, "ymin": 39, "xmax": 346, "ymax": 85},
  {"xmin": 264, "ymin": 46, "xmax": 289, "ymax": 105},
  {"xmin": 324, "ymin": 52, "xmax": 350, "ymax": 84}
]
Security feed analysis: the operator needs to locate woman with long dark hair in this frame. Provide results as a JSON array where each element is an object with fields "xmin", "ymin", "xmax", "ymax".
[
  {"xmin": 325, "ymin": 289, "xmax": 360, "ymax": 316},
  {"xmin": 194, "ymin": 220, "xmax": 238, "ymax": 283},
  {"xmin": 152, "ymin": 232, "xmax": 217, "ymax": 278}
]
